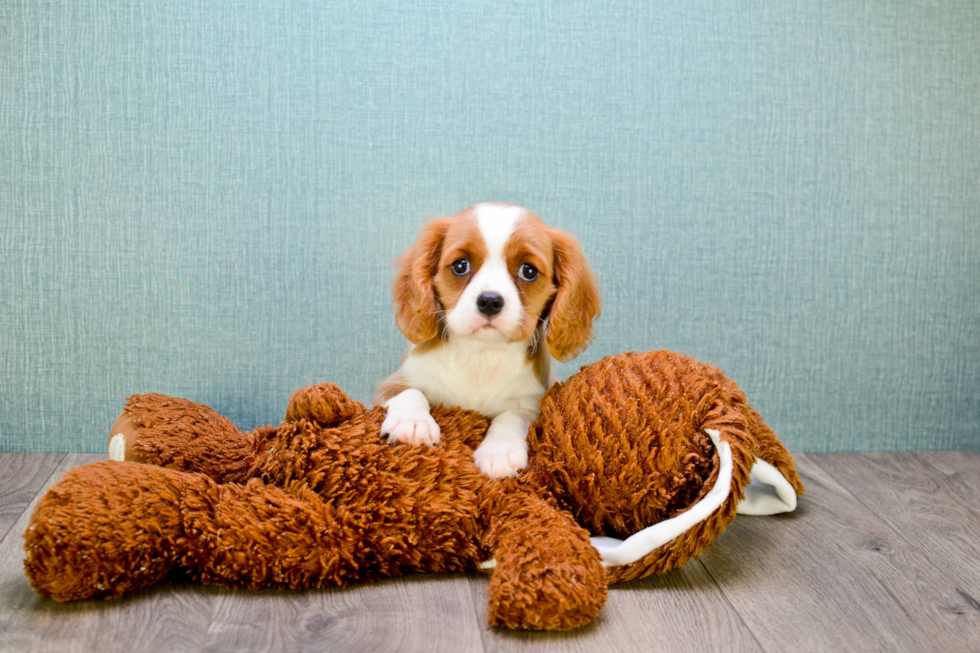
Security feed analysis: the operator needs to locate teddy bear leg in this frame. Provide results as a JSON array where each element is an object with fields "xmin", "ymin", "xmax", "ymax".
[
  {"xmin": 25, "ymin": 458, "xmax": 479, "ymax": 601},
  {"xmin": 24, "ymin": 461, "xmax": 212, "ymax": 601},
  {"xmin": 107, "ymin": 393, "xmax": 256, "ymax": 483},
  {"xmin": 483, "ymin": 491, "xmax": 608, "ymax": 631},
  {"xmin": 743, "ymin": 407, "xmax": 805, "ymax": 497}
]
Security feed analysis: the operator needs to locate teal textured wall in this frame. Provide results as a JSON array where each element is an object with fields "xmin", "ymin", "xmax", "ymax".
[{"xmin": 2, "ymin": 1, "xmax": 978, "ymax": 452}]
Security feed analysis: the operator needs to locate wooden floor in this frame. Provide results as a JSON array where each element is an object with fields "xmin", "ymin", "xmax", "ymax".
[{"xmin": 1, "ymin": 452, "xmax": 979, "ymax": 652}]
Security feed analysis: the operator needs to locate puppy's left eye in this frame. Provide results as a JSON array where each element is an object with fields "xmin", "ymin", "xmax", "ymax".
[
  {"xmin": 518, "ymin": 263, "xmax": 538, "ymax": 282},
  {"xmin": 451, "ymin": 258, "xmax": 470, "ymax": 276}
]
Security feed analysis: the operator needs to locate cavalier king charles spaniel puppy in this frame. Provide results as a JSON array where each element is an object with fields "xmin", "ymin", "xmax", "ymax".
[{"xmin": 376, "ymin": 202, "xmax": 600, "ymax": 478}]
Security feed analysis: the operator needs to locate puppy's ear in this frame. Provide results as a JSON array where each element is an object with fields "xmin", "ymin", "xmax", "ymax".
[
  {"xmin": 393, "ymin": 218, "xmax": 451, "ymax": 343},
  {"xmin": 546, "ymin": 229, "xmax": 601, "ymax": 362}
]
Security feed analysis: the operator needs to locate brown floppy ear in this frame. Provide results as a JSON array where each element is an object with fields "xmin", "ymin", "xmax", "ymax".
[
  {"xmin": 392, "ymin": 218, "xmax": 450, "ymax": 343},
  {"xmin": 546, "ymin": 229, "xmax": 601, "ymax": 362}
]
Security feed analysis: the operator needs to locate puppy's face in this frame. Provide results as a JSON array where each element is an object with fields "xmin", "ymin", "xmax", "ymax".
[
  {"xmin": 393, "ymin": 203, "xmax": 601, "ymax": 361},
  {"xmin": 435, "ymin": 204, "xmax": 554, "ymax": 343}
]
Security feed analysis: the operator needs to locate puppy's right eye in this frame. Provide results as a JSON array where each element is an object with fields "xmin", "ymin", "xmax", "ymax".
[{"xmin": 451, "ymin": 259, "xmax": 470, "ymax": 276}]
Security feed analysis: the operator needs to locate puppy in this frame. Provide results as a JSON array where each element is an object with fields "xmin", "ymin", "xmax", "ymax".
[{"xmin": 376, "ymin": 202, "xmax": 600, "ymax": 478}]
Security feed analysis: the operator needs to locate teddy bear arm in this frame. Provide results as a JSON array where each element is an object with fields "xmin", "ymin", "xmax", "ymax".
[
  {"xmin": 284, "ymin": 383, "xmax": 366, "ymax": 428},
  {"xmin": 108, "ymin": 393, "xmax": 256, "ymax": 484},
  {"xmin": 483, "ymin": 490, "xmax": 608, "ymax": 631}
]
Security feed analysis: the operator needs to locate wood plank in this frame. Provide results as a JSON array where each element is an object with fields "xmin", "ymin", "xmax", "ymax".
[
  {"xmin": 467, "ymin": 563, "xmax": 764, "ymax": 653},
  {"xmin": 698, "ymin": 454, "xmax": 980, "ymax": 653},
  {"xmin": 811, "ymin": 452, "xmax": 980, "ymax": 600},
  {"xmin": 0, "ymin": 454, "xmax": 217, "ymax": 653},
  {"xmin": 913, "ymin": 449, "xmax": 980, "ymax": 479},
  {"xmin": 202, "ymin": 574, "xmax": 485, "ymax": 653},
  {"xmin": 0, "ymin": 454, "xmax": 66, "ymax": 542}
]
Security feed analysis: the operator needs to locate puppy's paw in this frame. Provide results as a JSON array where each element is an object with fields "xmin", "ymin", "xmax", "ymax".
[
  {"xmin": 382, "ymin": 409, "xmax": 441, "ymax": 447},
  {"xmin": 473, "ymin": 438, "xmax": 528, "ymax": 479}
]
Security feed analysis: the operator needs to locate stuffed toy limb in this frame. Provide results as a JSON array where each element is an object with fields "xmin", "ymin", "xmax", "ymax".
[
  {"xmin": 521, "ymin": 351, "xmax": 803, "ymax": 583},
  {"xmin": 24, "ymin": 351, "xmax": 803, "ymax": 631},
  {"xmin": 26, "ymin": 387, "xmax": 606, "ymax": 630}
]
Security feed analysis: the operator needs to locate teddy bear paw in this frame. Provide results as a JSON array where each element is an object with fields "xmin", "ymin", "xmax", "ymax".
[
  {"xmin": 473, "ymin": 439, "xmax": 528, "ymax": 478},
  {"xmin": 107, "ymin": 409, "xmax": 140, "ymax": 461},
  {"xmin": 382, "ymin": 408, "xmax": 442, "ymax": 447},
  {"xmin": 108, "ymin": 434, "xmax": 127, "ymax": 461}
]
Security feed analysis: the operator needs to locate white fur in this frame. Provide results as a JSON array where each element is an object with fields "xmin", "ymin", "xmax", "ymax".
[
  {"xmin": 392, "ymin": 322, "xmax": 546, "ymax": 479},
  {"xmin": 400, "ymin": 338, "xmax": 545, "ymax": 417},
  {"xmin": 385, "ymin": 203, "xmax": 548, "ymax": 478},
  {"xmin": 382, "ymin": 388, "xmax": 441, "ymax": 447},
  {"xmin": 472, "ymin": 410, "xmax": 532, "ymax": 478}
]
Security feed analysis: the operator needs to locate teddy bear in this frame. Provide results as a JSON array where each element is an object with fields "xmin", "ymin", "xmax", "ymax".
[{"xmin": 23, "ymin": 351, "xmax": 803, "ymax": 631}]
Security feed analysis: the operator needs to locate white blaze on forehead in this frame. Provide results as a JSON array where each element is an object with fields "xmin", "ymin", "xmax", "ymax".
[
  {"xmin": 473, "ymin": 203, "xmax": 527, "ymax": 259},
  {"xmin": 443, "ymin": 203, "xmax": 527, "ymax": 338}
]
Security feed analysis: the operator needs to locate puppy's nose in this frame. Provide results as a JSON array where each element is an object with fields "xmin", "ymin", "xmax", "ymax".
[{"xmin": 476, "ymin": 292, "xmax": 505, "ymax": 317}]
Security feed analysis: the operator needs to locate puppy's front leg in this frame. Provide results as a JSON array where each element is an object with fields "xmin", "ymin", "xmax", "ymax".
[
  {"xmin": 381, "ymin": 389, "xmax": 441, "ymax": 447},
  {"xmin": 473, "ymin": 411, "xmax": 533, "ymax": 479}
]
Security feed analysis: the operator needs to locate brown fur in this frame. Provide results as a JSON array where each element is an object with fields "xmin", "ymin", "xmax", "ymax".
[
  {"xmin": 373, "ymin": 371, "xmax": 411, "ymax": 406},
  {"xmin": 527, "ymin": 327, "xmax": 554, "ymax": 389},
  {"xmin": 431, "ymin": 209, "xmax": 487, "ymax": 316},
  {"xmin": 24, "ymin": 351, "xmax": 801, "ymax": 630},
  {"xmin": 544, "ymin": 229, "xmax": 601, "ymax": 361},
  {"xmin": 502, "ymin": 214, "xmax": 560, "ymax": 342},
  {"xmin": 392, "ymin": 218, "xmax": 453, "ymax": 343}
]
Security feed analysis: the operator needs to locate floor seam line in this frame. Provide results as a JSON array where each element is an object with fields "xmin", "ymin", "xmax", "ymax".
[
  {"xmin": 694, "ymin": 558, "xmax": 772, "ymax": 653},
  {"xmin": 465, "ymin": 572, "xmax": 490, "ymax": 653}
]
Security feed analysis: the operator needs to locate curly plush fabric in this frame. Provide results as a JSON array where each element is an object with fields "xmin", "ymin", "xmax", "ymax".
[
  {"xmin": 528, "ymin": 351, "xmax": 803, "ymax": 583},
  {"xmin": 26, "ymin": 386, "xmax": 608, "ymax": 630},
  {"xmin": 24, "ymin": 351, "xmax": 802, "ymax": 630}
]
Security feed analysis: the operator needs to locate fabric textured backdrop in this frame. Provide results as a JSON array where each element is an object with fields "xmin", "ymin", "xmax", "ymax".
[{"xmin": 1, "ymin": 1, "xmax": 978, "ymax": 453}]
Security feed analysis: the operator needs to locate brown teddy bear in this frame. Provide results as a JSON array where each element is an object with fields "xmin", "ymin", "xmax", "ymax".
[{"xmin": 23, "ymin": 351, "xmax": 803, "ymax": 631}]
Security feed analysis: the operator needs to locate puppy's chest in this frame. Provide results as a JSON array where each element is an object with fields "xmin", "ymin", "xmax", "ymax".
[{"xmin": 403, "ymin": 344, "xmax": 544, "ymax": 417}]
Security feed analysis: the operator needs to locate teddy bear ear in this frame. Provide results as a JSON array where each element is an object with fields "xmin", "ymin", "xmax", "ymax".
[{"xmin": 285, "ymin": 383, "xmax": 365, "ymax": 427}]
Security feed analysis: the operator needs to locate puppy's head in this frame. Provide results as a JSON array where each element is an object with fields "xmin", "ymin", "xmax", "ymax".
[{"xmin": 392, "ymin": 202, "xmax": 600, "ymax": 361}]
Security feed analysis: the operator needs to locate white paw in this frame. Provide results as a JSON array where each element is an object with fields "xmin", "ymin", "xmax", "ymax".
[
  {"xmin": 382, "ymin": 409, "xmax": 441, "ymax": 447},
  {"xmin": 473, "ymin": 438, "xmax": 528, "ymax": 478}
]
